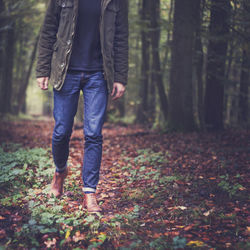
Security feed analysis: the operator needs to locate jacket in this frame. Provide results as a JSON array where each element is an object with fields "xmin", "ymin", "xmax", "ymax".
[{"xmin": 36, "ymin": 0, "xmax": 128, "ymax": 92}]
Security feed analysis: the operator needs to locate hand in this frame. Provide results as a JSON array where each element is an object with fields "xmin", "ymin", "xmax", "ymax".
[
  {"xmin": 111, "ymin": 82, "xmax": 126, "ymax": 100},
  {"xmin": 37, "ymin": 77, "xmax": 49, "ymax": 90}
]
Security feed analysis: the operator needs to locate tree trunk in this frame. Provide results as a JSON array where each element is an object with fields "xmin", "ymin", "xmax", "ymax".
[
  {"xmin": 238, "ymin": 1, "xmax": 250, "ymax": 125},
  {"xmin": 204, "ymin": 0, "xmax": 231, "ymax": 130},
  {"xmin": 0, "ymin": 0, "xmax": 4, "ymax": 76},
  {"xmin": 162, "ymin": 0, "xmax": 173, "ymax": 71},
  {"xmin": 17, "ymin": 34, "xmax": 39, "ymax": 114},
  {"xmin": 238, "ymin": 47, "xmax": 250, "ymax": 124},
  {"xmin": 136, "ymin": 0, "xmax": 150, "ymax": 124},
  {"xmin": 168, "ymin": 0, "xmax": 196, "ymax": 131},
  {"xmin": 0, "ymin": 0, "xmax": 6, "ymax": 114},
  {"xmin": 193, "ymin": 0, "xmax": 205, "ymax": 129},
  {"xmin": 150, "ymin": 0, "xmax": 168, "ymax": 121},
  {"xmin": 1, "ymin": 22, "xmax": 15, "ymax": 114},
  {"xmin": 148, "ymin": 75, "xmax": 156, "ymax": 124}
]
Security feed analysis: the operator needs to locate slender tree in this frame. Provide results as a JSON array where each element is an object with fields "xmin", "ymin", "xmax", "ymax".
[
  {"xmin": 150, "ymin": 0, "xmax": 168, "ymax": 122},
  {"xmin": 238, "ymin": 1, "xmax": 250, "ymax": 124},
  {"xmin": 0, "ymin": 0, "xmax": 5, "ymax": 114},
  {"xmin": 17, "ymin": 34, "xmax": 39, "ymax": 113},
  {"xmin": 168, "ymin": 0, "xmax": 196, "ymax": 131},
  {"xmin": 162, "ymin": 0, "xmax": 173, "ymax": 72},
  {"xmin": 204, "ymin": 0, "xmax": 231, "ymax": 130},
  {"xmin": 1, "ymin": 21, "xmax": 15, "ymax": 114},
  {"xmin": 136, "ymin": 0, "xmax": 150, "ymax": 124},
  {"xmin": 193, "ymin": 0, "xmax": 205, "ymax": 129},
  {"xmin": 238, "ymin": 49, "xmax": 250, "ymax": 124}
]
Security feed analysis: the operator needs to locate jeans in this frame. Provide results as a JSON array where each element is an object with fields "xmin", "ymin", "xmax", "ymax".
[{"xmin": 52, "ymin": 71, "xmax": 108, "ymax": 193}]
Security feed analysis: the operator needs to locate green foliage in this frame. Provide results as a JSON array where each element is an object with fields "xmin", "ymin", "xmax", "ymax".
[
  {"xmin": 1, "ymin": 140, "xmax": 247, "ymax": 249},
  {"xmin": 121, "ymin": 148, "xmax": 179, "ymax": 187},
  {"xmin": 172, "ymin": 236, "xmax": 187, "ymax": 249},
  {"xmin": 1, "ymin": 144, "xmax": 144, "ymax": 248},
  {"xmin": 135, "ymin": 148, "xmax": 168, "ymax": 164},
  {"xmin": 218, "ymin": 174, "xmax": 244, "ymax": 198},
  {"xmin": 107, "ymin": 112, "xmax": 136, "ymax": 125},
  {"xmin": 0, "ymin": 145, "xmax": 51, "ymax": 197},
  {"xmin": 148, "ymin": 237, "xmax": 170, "ymax": 249}
]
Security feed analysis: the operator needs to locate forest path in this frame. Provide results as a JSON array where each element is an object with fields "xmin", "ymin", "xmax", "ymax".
[{"xmin": 0, "ymin": 119, "xmax": 249, "ymax": 249}]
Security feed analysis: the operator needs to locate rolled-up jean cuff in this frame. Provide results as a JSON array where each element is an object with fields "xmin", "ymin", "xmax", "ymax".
[
  {"xmin": 56, "ymin": 163, "xmax": 67, "ymax": 173},
  {"xmin": 82, "ymin": 187, "xmax": 96, "ymax": 193}
]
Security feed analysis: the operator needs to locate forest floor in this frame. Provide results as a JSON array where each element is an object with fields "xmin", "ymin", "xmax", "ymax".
[{"xmin": 0, "ymin": 119, "xmax": 249, "ymax": 249}]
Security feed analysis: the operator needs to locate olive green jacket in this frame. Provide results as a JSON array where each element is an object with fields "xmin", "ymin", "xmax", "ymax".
[{"xmin": 36, "ymin": 0, "xmax": 128, "ymax": 92}]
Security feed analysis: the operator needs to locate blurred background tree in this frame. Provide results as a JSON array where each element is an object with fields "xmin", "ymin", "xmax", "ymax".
[
  {"xmin": 0, "ymin": 0, "xmax": 249, "ymax": 131},
  {"xmin": 0, "ymin": 0, "xmax": 48, "ymax": 116}
]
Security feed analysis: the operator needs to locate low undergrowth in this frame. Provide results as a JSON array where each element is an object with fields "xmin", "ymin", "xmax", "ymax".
[{"xmin": 0, "ymin": 140, "xmax": 249, "ymax": 249}]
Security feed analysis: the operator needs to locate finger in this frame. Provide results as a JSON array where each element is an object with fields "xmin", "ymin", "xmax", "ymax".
[
  {"xmin": 118, "ymin": 87, "xmax": 125, "ymax": 97},
  {"xmin": 111, "ymin": 85, "xmax": 116, "ymax": 96},
  {"xmin": 41, "ymin": 78, "xmax": 48, "ymax": 90},
  {"xmin": 38, "ymin": 78, "xmax": 44, "ymax": 89},
  {"xmin": 44, "ymin": 78, "xmax": 49, "ymax": 89},
  {"xmin": 112, "ymin": 91, "xmax": 119, "ymax": 100},
  {"xmin": 117, "ymin": 90, "xmax": 122, "ymax": 99},
  {"xmin": 41, "ymin": 80, "xmax": 46, "ymax": 90},
  {"xmin": 39, "ymin": 79, "xmax": 44, "ymax": 89},
  {"xmin": 119, "ymin": 90, "xmax": 125, "ymax": 98},
  {"xmin": 112, "ymin": 90, "xmax": 122, "ymax": 100}
]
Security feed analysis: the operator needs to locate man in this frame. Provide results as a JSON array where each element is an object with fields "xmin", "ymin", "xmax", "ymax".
[{"xmin": 36, "ymin": 0, "xmax": 128, "ymax": 213}]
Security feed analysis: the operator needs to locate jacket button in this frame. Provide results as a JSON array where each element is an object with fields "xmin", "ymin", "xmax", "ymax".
[
  {"xmin": 67, "ymin": 40, "xmax": 71, "ymax": 45},
  {"xmin": 62, "ymin": 3, "xmax": 66, "ymax": 7},
  {"xmin": 60, "ymin": 63, "xmax": 65, "ymax": 68}
]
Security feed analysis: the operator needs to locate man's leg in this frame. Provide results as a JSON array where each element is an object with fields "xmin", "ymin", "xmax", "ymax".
[
  {"xmin": 51, "ymin": 72, "xmax": 82, "ymax": 197},
  {"xmin": 82, "ymin": 71, "xmax": 108, "ymax": 211}
]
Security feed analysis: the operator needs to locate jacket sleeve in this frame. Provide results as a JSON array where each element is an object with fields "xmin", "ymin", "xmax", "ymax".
[
  {"xmin": 36, "ymin": 0, "xmax": 61, "ymax": 78},
  {"xmin": 113, "ymin": 0, "xmax": 129, "ymax": 85}
]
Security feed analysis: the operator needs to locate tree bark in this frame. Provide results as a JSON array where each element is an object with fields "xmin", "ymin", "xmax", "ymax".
[
  {"xmin": 238, "ymin": 1, "xmax": 250, "ymax": 125},
  {"xmin": 136, "ymin": 0, "xmax": 150, "ymax": 124},
  {"xmin": 0, "ymin": 0, "xmax": 6, "ymax": 114},
  {"xmin": 150, "ymin": 0, "xmax": 168, "ymax": 121},
  {"xmin": 204, "ymin": 0, "xmax": 231, "ymax": 130},
  {"xmin": 17, "ymin": 34, "xmax": 39, "ymax": 114},
  {"xmin": 238, "ymin": 49, "xmax": 249, "ymax": 124},
  {"xmin": 1, "ymin": 22, "xmax": 15, "ymax": 114},
  {"xmin": 193, "ymin": 0, "xmax": 205, "ymax": 129},
  {"xmin": 162, "ymin": 0, "xmax": 173, "ymax": 71},
  {"xmin": 168, "ymin": 0, "xmax": 196, "ymax": 131}
]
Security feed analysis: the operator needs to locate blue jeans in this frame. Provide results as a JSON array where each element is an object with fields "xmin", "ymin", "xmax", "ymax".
[{"xmin": 52, "ymin": 71, "xmax": 108, "ymax": 193}]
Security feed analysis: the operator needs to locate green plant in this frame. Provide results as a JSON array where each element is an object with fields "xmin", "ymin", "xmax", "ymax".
[
  {"xmin": 172, "ymin": 236, "xmax": 187, "ymax": 249},
  {"xmin": 218, "ymin": 175, "xmax": 243, "ymax": 198}
]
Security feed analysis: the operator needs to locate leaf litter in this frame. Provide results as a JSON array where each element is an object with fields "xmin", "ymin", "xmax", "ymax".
[{"xmin": 0, "ymin": 120, "xmax": 249, "ymax": 249}]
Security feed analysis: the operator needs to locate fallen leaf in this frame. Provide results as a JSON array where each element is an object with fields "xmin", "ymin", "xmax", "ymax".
[
  {"xmin": 187, "ymin": 240, "xmax": 205, "ymax": 247},
  {"xmin": 203, "ymin": 208, "xmax": 215, "ymax": 217},
  {"xmin": 73, "ymin": 231, "xmax": 85, "ymax": 242},
  {"xmin": 184, "ymin": 225, "xmax": 194, "ymax": 231},
  {"xmin": 44, "ymin": 238, "xmax": 56, "ymax": 248},
  {"xmin": 0, "ymin": 229, "xmax": 6, "ymax": 239},
  {"xmin": 65, "ymin": 229, "xmax": 71, "ymax": 239}
]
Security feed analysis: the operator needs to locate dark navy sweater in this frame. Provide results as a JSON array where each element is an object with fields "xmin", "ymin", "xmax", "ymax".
[{"xmin": 68, "ymin": 0, "xmax": 103, "ymax": 71}]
